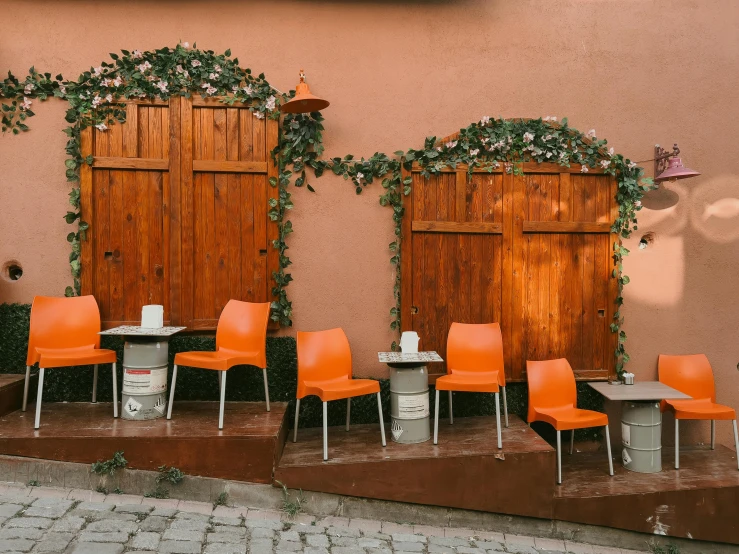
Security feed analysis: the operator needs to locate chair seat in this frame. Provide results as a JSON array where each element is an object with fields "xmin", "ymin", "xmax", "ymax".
[
  {"xmin": 300, "ymin": 377, "xmax": 380, "ymax": 402},
  {"xmin": 435, "ymin": 370, "xmax": 500, "ymax": 393},
  {"xmin": 664, "ymin": 398, "xmax": 736, "ymax": 420},
  {"xmin": 532, "ymin": 406, "xmax": 608, "ymax": 431},
  {"xmin": 36, "ymin": 347, "xmax": 117, "ymax": 369},
  {"xmin": 174, "ymin": 350, "xmax": 262, "ymax": 371}
]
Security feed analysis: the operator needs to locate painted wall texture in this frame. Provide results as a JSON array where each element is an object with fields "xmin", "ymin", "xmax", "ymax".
[{"xmin": 1, "ymin": 0, "xmax": 738, "ymax": 446}]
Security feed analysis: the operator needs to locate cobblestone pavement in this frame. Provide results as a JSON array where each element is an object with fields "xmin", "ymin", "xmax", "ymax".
[{"xmin": 0, "ymin": 484, "xmax": 647, "ymax": 554}]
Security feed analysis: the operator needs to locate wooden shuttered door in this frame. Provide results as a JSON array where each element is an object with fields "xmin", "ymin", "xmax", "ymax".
[
  {"xmin": 80, "ymin": 97, "xmax": 278, "ymax": 329},
  {"xmin": 401, "ymin": 162, "xmax": 618, "ymax": 381}
]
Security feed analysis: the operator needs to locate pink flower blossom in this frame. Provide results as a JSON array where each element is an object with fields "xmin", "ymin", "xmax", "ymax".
[
  {"xmin": 58, "ymin": 84, "xmax": 66, "ymax": 95},
  {"xmin": 176, "ymin": 65, "xmax": 185, "ymax": 74},
  {"xmin": 355, "ymin": 172, "xmax": 364, "ymax": 184},
  {"xmin": 101, "ymin": 78, "xmax": 111, "ymax": 87},
  {"xmin": 253, "ymin": 111, "xmax": 265, "ymax": 119},
  {"xmin": 265, "ymin": 96, "xmax": 276, "ymax": 110},
  {"xmin": 469, "ymin": 148, "xmax": 479, "ymax": 157},
  {"xmin": 182, "ymin": 42, "xmax": 190, "ymax": 49},
  {"xmin": 104, "ymin": 94, "xmax": 113, "ymax": 103},
  {"xmin": 206, "ymin": 85, "xmax": 217, "ymax": 95},
  {"xmin": 523, "ymin": 132, "xmax": 534, "ymax": 143},
  {"xmin": 191, "ymin": 60, "xmax": 202, "ymax": 67},
  {"xmin": 201, "ymin": 82, "xmax": 210, "ymax": 89},
  {"xmin": 600, "ymin": 160, "xmax": 611, "ymax": 169},
  {"xmin": 214, "ymin": 64, "xmax": 221, "ymax": 73},
  {"xmin": 95, "ymin": 123, "xmax": 108, "ymax": 131},
  {"xmin": 445, "ymin": 140, "xmax": 457, "ymax": 149},
  {"xmin": 242, "ymin": 85, "xmax": 254, "ymax": 96},
  {"xmin": 24, "ymin": 83, "xmax": 35, "ymax": 95},
  {"xmin": 112, "ymin": 77, "xmax": 122, "ymax": 87},
  {"xmin": 93, "ymin": 66, "xmax": 103, "ymax": 76},
  {"xmin": 20, "ymin": 97, "xmax": 32, "ymax": 110},
  {"xmin": 480, "ymin": 116, "xmax": 491, "ymax": 125},
  {"xmin": 608, "ymin": 147, "xmax": 615, "ymax": 157},
  {"xmin": 580, "ymin": 165, "xmax": 589, "ymax": 173},
  {"xmin": 586, "ymin": 129, "xmax": 596, "ymax": 139},
  {"xmin": 137, "ymin": 61, "xmax": 152, "ymax": 72},
  {"xmin": 92, "ymin": 95, "xmax": 102, "ymax": 107},
  {"xmin": 543, "ymin": 116, "xmax": 558, "ymax": 122},
  {"xmin": 209, "ymin": 73, "xmax": 218, "ymax": 80},
  {"xmin": 132, "ymin": 50, "xmax": 143, "ymax": 59},
  {"xmin": 627, "ymin": 161, "xmax": 637, "ymax": 169},
  {"xmin": 635, "ymin": 200, "xmax": 642, "ymax": 208},
  {"xmin": 156, "ymin": 81, "xmax": 168, "ymax": 93}
]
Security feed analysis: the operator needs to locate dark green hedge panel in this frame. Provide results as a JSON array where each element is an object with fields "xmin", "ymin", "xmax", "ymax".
[{"xmin": 0, "ymin": 303, "xmax": 602, "ymax": 438}]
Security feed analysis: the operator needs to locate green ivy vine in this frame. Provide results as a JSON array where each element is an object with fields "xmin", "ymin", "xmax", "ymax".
[{"xmin": 2, "ymin": 47, "xmax": 651, "ymax": 376}]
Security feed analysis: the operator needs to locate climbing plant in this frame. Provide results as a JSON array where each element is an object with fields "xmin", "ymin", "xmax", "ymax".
[{"xmin": 2, "ymin": 46, "xmax": 651, "ymax": 377}]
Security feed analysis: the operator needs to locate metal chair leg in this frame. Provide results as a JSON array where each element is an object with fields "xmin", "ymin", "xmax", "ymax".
[
  {"xmin": 502, "ymin": 385, "xmax": 509, "ymax": 428},
  {"xmin": 495, "ymin": 391, "xmax": 502, "ymax": 449},
  {"xmin": 166, "ymin": 364, "xmax": 178, "ymax": 420},
  {"xmin": 262, "ymin": 367, "xmax": 271, "ymax": 412},
  {"xmin": 605, "ymin": 424, "xmax": 614, "ymax": 476},
  {"xmin": 376, "ymin": 392, "xmax": 386, "ymax": 447},
  {"xmin": 218, "ymin": 371, "xmax": 227, "ymax": 430},
  {"xmin": 322, "ymin": 401, "xmax": 328, "ymax": 461},
  {"xmin": 448, "ymin": 391, "xmax": 453, "ymax": 424},
  {"xmin": 111, "ymin": 363, "xmax": 118, "ymax": 418},
  {"xmin": 92, "ymin": 364, "xmax": 99, "ymax": 403},
  {"xmin": 675, "ymin": 419, "xmax": 680, "ymax": 470},
  {"xmin": 733, "ymin": 420, "xmax": 739, "ymax": 471},
  {"xmin": 293, "ymin": 399, "xmax": 301, "ymax": 443},
  {"xmin": 346, "ymin": 398, "xmax": 351, "ymax": 431},
  {"xmin": 433, "ymin": 389, "xmax": 440, "ymax": 445},
  {"xmin": 34, "ymin": 368, "xmax": 45, "ymax": 430},
  {"xmin": 711, "ymin": 420, "xmax": 715, "ymax": 450},
  {"xmin": 556, "ymin": 430, "xmax": 562, "ymax": 484},
  {"xmin": 570, "ymin": 429, "xmax": 574, "ymax": 455},
  {"xmin": 22, "ymin": 365, "xmax": 30, "ymax": 412}
]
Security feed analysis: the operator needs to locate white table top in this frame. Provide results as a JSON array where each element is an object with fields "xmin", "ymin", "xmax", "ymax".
[
  {"xmin": 589, "ymin": 381, "xmax": 691, "ymax": 401},
  {"xmin": 378, "ymin": 351, "xmax": 444, "ymax": 364},
  {"xmin": 99, "ymin": 326, "xmax": 186, "ymax": 337}
]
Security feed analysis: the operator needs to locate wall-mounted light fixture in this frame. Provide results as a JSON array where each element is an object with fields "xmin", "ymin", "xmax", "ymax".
[
  {"xmin": 279, "ymin": 69, "xmax": 330, "ymax": 114},
  {"xmin": 654, "ymin": 143, "xmax": 700, "ymax": 183}
]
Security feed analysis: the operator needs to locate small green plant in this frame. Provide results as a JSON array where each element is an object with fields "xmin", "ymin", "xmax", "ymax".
[
  {"xmin": 144, "ymin": 485, "xmax": 170, "ymax": 499},
  {"xmin": 647, "ymin": 540, "xmax": 681, "ymax": 554},
  {"xmin": 91, "ymin": 451, "xmax": 128, "ymax": 476},
  {"xmin": 113, "ymin": 487, "xmax": 123, "ymax": 494},
  {"xmin": 275, "ymin": 480, "xmax": 306, "ymax": 518},
  {"xmin": 156, "ymin": 465, "xmax": 185, "ymax": 485},
  {"xmin": 95, "ymin": 485, "xmax": 108, "ymax": 495},
  {"xmin": 213, "ymin": 492, "xmax": 229, "ymax": 509},
  {"xmin": 27, "ymin": 480, "xmax": 39, "ymax": 487}
]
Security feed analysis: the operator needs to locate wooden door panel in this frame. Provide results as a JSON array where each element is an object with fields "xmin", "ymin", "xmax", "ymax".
[{"xmin": 403, "ymin": 165, "xmax": 617, "ymax": 382}]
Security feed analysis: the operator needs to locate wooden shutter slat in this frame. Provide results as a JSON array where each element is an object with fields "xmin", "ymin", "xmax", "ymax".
[
  {"xmin": 192, "ymin": 160, "xmax": 268, "ymax": 173},
  {"xmin": 523, "ymin": 221, "xmax": 612, "ymax": 233},
  {"xmin": 412, "ymin": 221, "xmax": 502, "ymax": 234},
  {"xmin": 93, "ymin": 157, "xmax": 168, "ymax": 170}
]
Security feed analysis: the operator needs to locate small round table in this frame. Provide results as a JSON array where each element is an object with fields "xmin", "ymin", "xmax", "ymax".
[{"xmin": 378, "ymin": 351, "xmax": 443, "ymax": 444}]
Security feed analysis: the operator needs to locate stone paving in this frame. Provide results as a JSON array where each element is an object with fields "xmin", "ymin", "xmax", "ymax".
[{"xmin": 0, "ymin": 484, "xmax": 647, "ymax": 554}]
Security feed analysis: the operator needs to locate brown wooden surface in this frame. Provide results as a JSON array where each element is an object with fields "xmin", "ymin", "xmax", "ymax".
[
  {"xmin": 0, "ymin": 402, "xmax": 287, "ymax": 483},
  {"xmin": 0, "ymin": 375, "xmax": 35, "ymax": 418},
  {"xmin": 277, "ymin": 415, "xmax": 555, "ymax": 519},
  {"xmin": 80, "ymin": 98, "xmax": 279, "ymax": 329},
  {"xmin": 402, "ymin": 164, "xmax": 618, "ymax": 381}
]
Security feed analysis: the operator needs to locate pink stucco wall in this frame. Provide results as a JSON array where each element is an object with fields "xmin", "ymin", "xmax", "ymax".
[{"xmin": 1, "ymin": 0, "xmax": 738, "ymax": 447}]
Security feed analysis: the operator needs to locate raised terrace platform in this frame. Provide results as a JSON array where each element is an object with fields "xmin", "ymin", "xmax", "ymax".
[
  {"xmin": 276, "ymin": 415, "xmax": 739, "ymax": 546},
  {"xmin": 0, "ymin": 401, "xmax": 288, "ymax": 483}
]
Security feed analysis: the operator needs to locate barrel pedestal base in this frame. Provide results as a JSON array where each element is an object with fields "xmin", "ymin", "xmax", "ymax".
[
  {"xmin": 621, "ymin": 400, "xmax": 662, "ymax": 473},
  {"xmin": 388, "ymin": 364, "xmax": 430, "ymax": 444}
]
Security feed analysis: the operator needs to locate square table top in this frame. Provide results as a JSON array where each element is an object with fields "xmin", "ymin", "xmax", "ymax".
[
  {"xmin": 99, "ymin": 325, "xmax": 186, "ymax": 337},
  {"xmin": 588, "ymin": 381, "xmax": 691, "ymax": 401},
  {"xmin": 378, "ymin": 351, "xmax": 444, "ymax": 364}
]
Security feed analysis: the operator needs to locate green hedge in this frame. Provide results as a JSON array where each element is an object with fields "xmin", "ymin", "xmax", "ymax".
[{"xmin": 0, "ymin": 303, "xmax": 602, "ymax": 439}]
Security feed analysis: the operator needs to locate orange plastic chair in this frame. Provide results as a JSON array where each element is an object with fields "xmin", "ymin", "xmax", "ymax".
[
  {"xmin": 527, "ymin": 358, "xmax": 614, "ymax": 484},
  {"xmin": 168, "ymin": 300, "xmax": 271, "ymax": 429},
  {"xmin": 434, "ymin": 322, "xmax": 508, "ymax": 448},
  {"xmin": 293, "ymin": 328, "xmax": 386, "ymax": 461},
  {"xmin": 24, "ymin": 295, "xmax": 118, "ymax": 430},
  {"xmin": 659, "ymin": 354, "xmax": 739, "ymax": 470}
]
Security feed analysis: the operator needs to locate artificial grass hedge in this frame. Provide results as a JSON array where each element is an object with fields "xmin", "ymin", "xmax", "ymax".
[{"xmin": 0, "ymin": 303, "xmax": 602, "ymax": 438}]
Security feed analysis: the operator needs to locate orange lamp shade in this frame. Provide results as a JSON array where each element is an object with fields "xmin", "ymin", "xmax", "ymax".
[{"xmin": 280, "ymin": 70, "xmax": 329, "ymax": 114}]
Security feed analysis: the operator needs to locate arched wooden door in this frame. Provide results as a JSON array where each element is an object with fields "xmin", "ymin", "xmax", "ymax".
[{"xmin": 400, "ymin": 161, "xmax": 618, "ymax": 382}]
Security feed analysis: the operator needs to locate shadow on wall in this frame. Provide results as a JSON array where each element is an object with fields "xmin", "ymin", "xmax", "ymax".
[{"xmin": 616, "ymin": 172, "xmax": 739, "ymax": 448}]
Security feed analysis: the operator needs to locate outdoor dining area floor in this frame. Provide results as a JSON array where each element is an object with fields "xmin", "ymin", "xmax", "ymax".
[{"xmin": 0, "ymin": 397, "xmax": 736, "ymax": 546}]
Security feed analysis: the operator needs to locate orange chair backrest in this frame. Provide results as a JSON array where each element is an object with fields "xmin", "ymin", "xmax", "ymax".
[
  {"xmin": 215, "ymin": 300, "xmax": 270, "ymax": 368},
  {"xmin": 658, "ymin": 354, "xmax": 715, "ymax": 402},
  {"xmin": 296, "ymin": 328, "xmax": 352, "ymax": 397},
  {"xmin": 447, "ymin": 322, "xmax": 506, "ymax": 385},
  {"xmin": 526, "ymin": 358, "xmax": 577, "ymax": 422},
  {"xmin": 26, "ymin": 295, "xmax": 102, "ymax": 366}
]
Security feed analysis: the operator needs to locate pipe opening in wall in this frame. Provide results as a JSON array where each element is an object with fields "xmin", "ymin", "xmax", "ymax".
[{"xmin": 2, "ymin": 260, "xmax": 23, "ymax": 282}]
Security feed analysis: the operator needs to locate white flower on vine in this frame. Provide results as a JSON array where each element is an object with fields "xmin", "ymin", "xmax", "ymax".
[
  {"xmin": 112, "ymin": 76, "xmax": 122, "ymax": 87},
  {"xmin": 201, "ymin": 82, "xmax": 210, "ymax": 89},
  {"xmin": 545, "ymin": 152, "xmax": 552, "ymax": 158},
  {"xmin": 355, "ymin": 172, "xmax": 365, "ymax": 184},
  {"xmin": 91, "ymin": 95, "xmax": 102, "ymax": 107},
  {"xmin": 293, "ymin": 156, "xmax": 302, "ymax": 163},
  {"xmin": 523, "ymin": 132, "xmax": 535, "ymax": 143},
  {"xmin": 191, "ymin": 60, "xmax": 202, "ymax": 67},
  {"xmin": 480, "ymin": 115, "xmax": 491, "ymax": 125},
  {"xmin": 242, "ymin": 85, "xmax": 254, "ymax": 96},
  {"xmin": 469, "ymin": 148, "xmax": 479, "ymax": 156},
  {"xmin": 209, "ymin": 73, "xmax": 218, "ymax": 80},
  {"xmin": 137, "ymin": 61, "xmax": 152, "ymax": 72},
  {"xmin": 206, "ymin": 85, "xmax": 217, "ymax": 95},
  {"xmin": 95, "ymin": 123, "xmax": 108, "ymax": 131},
  {"xmin": 493, "ymin": 161, "xmax": 500, "ymax": 169},
  {"xmin": 176, "ymin": 65, "xmax": 185, "ymax": 74},
  {"xmin": 265, "ymin": 95, "xmax": 276, "ymax": 110},
  {"xmin": 608, "ymin": 147, "xmax": 615, "ymax": 157},
  {"xmin": 101, "ymin": 78, "xmax": 111, "ymax": 87},
  {"xmin": 93, "ymin": 66, "xmax": 104, "ymax": 76},
  {"xmin": 635, "ymin": 200, "xmax": 642, "ymax": 208},
  {"xmin": 445, "ymin": 140, "xmax": 457, "ymax": 149},
  {"xmin": 214, "ymin": 64, "xmax": 222, "ymax": 73},
  {"xmin": 183, "ymin": 70, "xmax": 189, "ymax": 78},
  {"xmin": 104, "ymin": 94, "xmax": 113, "ymax": 103},
  {"xmin": 20, "ymin": 97, "xmax": 32, "ymax": 110},
  {"xmin": 436, "ymin": 146, "xmax": 442, "ymax": 152},
  {"xmin": 586, "ymin": 129, "xmax": 596, "ymax": 139},
  {"xmin": 182, "ymin": 42, "xmax": 190, "ymax": 49},
  {"xmin": 253, "ymin": 111, "xmax": 265, "ymax": 119},
  {"xmin": 543, "ymin": 116, "xmax": 558, "ymax": 122},
  {"xmin": 627, "ymin": 161, "xmax": 637, "ymax": 169},
  {"xmin": 156, "ymin": 81, "xmax": 168, "ymax": 93},
  {"xmin": 58, "ymin": 84, "xmax": 66, "ymax": 95},
  {"xmin": 505, "ymin": 162, "xmax": 513, "ymax": 174},
  {"xmin": 132, "ymin": 50, "xmax": 143, "ymax": 59},
  {"xmin": 600, "ymin": 160, "xmax": 611, "ymax": 169},
  {"xmin": 543, "ymin": 134, "xmax": 553, "ymax": 141},
  {"xmin": 580, "ymin": 165, "xmax": 589, "ymax": 173},
  {"xmin": 24, "ymin": 83, "xmax": 35, "ymax": 95}
]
